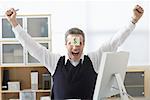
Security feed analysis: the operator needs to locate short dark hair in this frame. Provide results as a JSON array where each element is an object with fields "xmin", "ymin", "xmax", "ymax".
[{"xmin": 65, "ymin": 28, "xmax": 85, "ymax": 44}]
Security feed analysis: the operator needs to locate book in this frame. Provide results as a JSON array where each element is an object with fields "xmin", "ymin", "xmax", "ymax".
[{"xmin": 31, "ymin": 71, "xmax": 38, "ymax": 90}]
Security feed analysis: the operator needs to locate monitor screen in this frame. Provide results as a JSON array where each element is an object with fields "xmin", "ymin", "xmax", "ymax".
[{"xmin": 93, "ymin": 51, "xmax": 129, "ymax": 100}]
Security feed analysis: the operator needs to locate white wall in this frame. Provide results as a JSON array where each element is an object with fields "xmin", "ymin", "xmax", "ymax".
[
  {"xmin": 0, "ymin": 0, "xmax": 87, "ymax": 55},
  {"xmin": 86, "ymin": 1, "xmax": 149, "ymax": 66},
  {"xmin": 0, "ymin": 0, "xmax": 149, "ymax": 66}
]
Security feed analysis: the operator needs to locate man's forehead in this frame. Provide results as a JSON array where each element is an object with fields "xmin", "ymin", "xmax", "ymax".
[{"xmin": 67, "ymin": 34, "xmax": 83, "ymax": 40}]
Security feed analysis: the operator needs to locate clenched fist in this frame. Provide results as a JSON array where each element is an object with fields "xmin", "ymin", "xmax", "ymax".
[
  {"xmin": 5, "ymin": 8, "xmax": 18, "ymax": 27},
  {"xmin": 132, "ymin": 5, "xmax": 144, "ymax": 24}
]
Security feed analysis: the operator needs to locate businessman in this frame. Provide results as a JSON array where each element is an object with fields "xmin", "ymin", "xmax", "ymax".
[{"xmin": 5, "ymin": 5, "xmax": 144, "ymax": 99}]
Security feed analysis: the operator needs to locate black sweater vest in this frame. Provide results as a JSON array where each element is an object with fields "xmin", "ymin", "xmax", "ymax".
[{"xmin": 52, "ymin": 55, "xmax": 97, "ymax": 99}]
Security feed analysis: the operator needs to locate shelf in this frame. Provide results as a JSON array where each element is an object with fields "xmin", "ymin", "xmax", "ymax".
[
  {"xmin": 1, "ymin": 90, "xmax": 51, "ymax": 93},
  {"xmin": 35, "ymin": 90, "xmax": 51, "ymax": 92},
  {"xmin": 0, "ymin": 65, "xmax": 45, "ymax": 67},
  {"xmin": 2, "ymin": 90, "xmax": 20, "ymax": 93},
  {"xmin": 125, "ymin": 85, "xmax": 144, "ymax": 88}
]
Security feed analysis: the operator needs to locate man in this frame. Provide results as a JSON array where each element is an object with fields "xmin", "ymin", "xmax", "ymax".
[{"xmin": 5, "ymin": 5, "xmax": 144, "ymax": 99}]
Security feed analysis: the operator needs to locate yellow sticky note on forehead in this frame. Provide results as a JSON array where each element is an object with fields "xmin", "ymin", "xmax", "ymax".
[{"xmin": 71, "ymin": 37, "xmax": 80, "ymax": 46}]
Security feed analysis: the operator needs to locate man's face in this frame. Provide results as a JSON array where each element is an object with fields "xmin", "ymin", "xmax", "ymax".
[{"xmin": 65, "ymin": 34, "xmax": 84, "ymax": 61}]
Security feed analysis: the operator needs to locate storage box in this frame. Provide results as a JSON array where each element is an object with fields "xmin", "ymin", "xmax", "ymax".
[
  {"xmin": 8, "ymin": 81, "xmax": 20, "ymax": 91},
  {"xmin": 42, "ymin": 74, "xmax": 51, "ymax": 90},
  {"xmin": 31, "ymin": 72, "xmax": 38, "ymax": 90},
  {"xmin": 20, "ymin": 90, "xmax": 36, "ymax": 100}
]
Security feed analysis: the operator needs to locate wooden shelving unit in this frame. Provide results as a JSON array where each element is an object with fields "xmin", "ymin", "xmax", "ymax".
[
  {"xmin": 0, "ymin": 14, "xmax": 51, "ymax": 100},
  {"xmin": 0, "ymin": 66, "xmax": 51, "ymax": 100}
]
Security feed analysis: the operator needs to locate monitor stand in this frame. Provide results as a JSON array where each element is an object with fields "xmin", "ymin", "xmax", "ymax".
[{"xmin": 114, "ymin": 73, "xmax": 129, "ymax": 100}]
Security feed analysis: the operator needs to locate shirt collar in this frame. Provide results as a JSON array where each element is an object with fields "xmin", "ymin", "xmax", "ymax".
[{"xmin": 65, "ymin": 53, "xmax": 84, "ymax": 65}]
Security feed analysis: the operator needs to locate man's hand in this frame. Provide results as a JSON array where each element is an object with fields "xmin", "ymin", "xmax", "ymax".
[
  {"xmin": 5, "ymin": 8, "xmax": 18, "ymax": 27},
  {"xmin": 132, "ymin": 5, "xmax": 144, "ymax": 24}
]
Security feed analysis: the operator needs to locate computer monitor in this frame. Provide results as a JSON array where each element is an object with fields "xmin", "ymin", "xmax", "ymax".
[{"xmin": 93, "ymin": 51, "xmax": 129, "ymax": 100}]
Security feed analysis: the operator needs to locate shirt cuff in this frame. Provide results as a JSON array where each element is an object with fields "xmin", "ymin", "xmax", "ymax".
[{"xmin": 128, "ymin": 21, "xmax": 136, "ymax": 31}]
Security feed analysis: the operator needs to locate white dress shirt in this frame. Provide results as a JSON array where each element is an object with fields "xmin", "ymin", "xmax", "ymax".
[{"xmin": 12, "ymin": 22, "xmax": 135, "ymax": 75}]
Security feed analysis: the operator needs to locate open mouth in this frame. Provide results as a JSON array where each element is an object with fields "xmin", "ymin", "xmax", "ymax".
[{"xmin": 72, "ymin": 52, "xmax": 79, "ymax": 56}]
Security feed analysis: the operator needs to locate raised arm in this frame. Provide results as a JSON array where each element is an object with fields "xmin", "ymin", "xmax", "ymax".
[
  {"xmin": 5, "ymin": 8, "xmax": 60, "ymax": 75},
  {"xmin": 109, "ymin": 5, "xmax": 144, "ymax": 50},
  {"xmin": 88, "ymin": 5, "xmax": 144, "ymax": 73}
]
